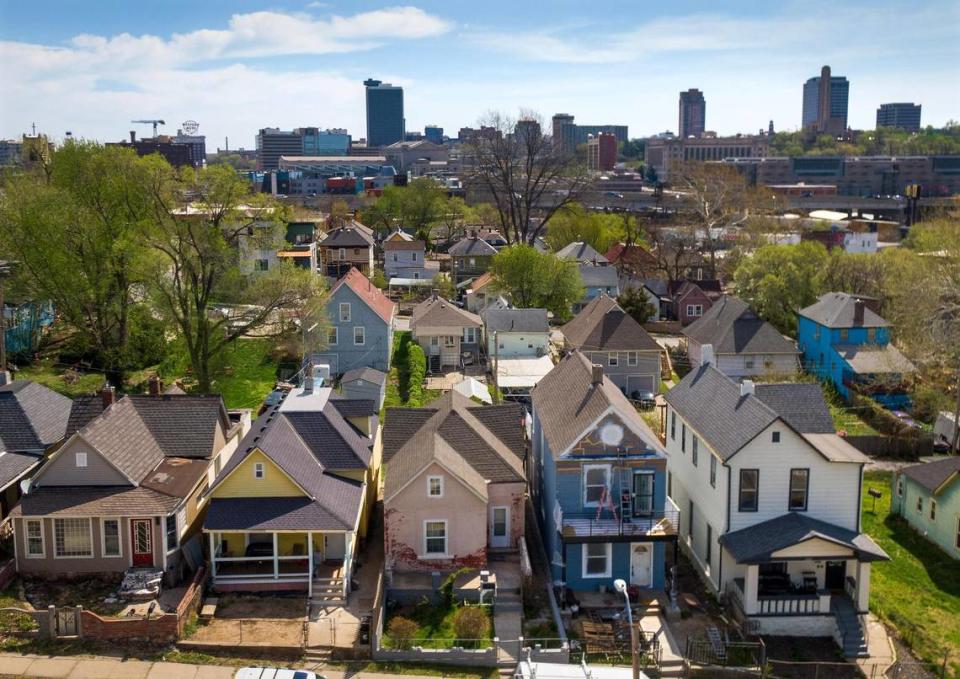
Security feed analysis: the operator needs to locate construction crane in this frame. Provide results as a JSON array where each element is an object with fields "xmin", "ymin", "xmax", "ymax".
[{"xmin": 131, "ymin": 119, "xmax": 166, "ymax": 136}]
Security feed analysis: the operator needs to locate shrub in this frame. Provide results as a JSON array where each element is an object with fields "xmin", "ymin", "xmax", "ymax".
[
  {"xmin": 452, "ymin": 606, "xmax": 490, "ymax": 647},
  {"xmin": 406, "ymin": 342, "xmax": 427, "ymax": 404},
  {"xmin": 439, "ymin": 567, "xmax": 470, "ymax": 610},
  {"xmin": 386, "ymin": 615, "xmax": 420, "ymax": 649}
]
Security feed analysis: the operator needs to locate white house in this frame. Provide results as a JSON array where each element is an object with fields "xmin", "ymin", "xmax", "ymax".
[
  {"xmin": 481, "ymin": 308, "xmax": 550, "ymax": 358},
  {"xmin": 664, "ymin": 350, "xmax": 887, "ymax": 657}
]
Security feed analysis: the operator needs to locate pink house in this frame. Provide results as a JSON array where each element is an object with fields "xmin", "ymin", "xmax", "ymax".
[{"xmin": 382, "ymin": 392, "xmax": 526, "ymax": 575}]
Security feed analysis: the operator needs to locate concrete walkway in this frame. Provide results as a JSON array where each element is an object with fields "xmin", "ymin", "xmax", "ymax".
[
  {"xmin": 855, "ymin": 614, "xmax": 897, "ymax": 676},
  {"xmin": 490, "ymin": 557, "xmax": 523, "ymax": 670}
]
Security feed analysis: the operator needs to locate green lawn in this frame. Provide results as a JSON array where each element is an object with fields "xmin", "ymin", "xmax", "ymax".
[
  {"xmin": 861, "ymin": 471, "xmax": 960, "ymax": 675},
  {"xmin": 16, "ymin": 361, "xmax": 108, "ymax": 398},
  {"xmin": 384, "ymin": 602, "xmax": 494, "ymax": 649}
]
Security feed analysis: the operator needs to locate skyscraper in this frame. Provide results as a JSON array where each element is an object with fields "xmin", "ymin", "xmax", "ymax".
[
  {"xmin": 876, "ymin": 103, "xmax": 922, "ymax": 132},
  {"xmin": 802, "ymin": 66, "xmax": 849, "ymax": 134},
  {"xmin": 424, "ymin": 125, "xmax": 444, "ymax": 145},
  {"xmin": 364, "ymin": 78, "xmax": 405, "ymax": 148},
  {"xmin": 678, "ymin": 89, "xmax": 706, "ymax": 138},
  {"xmin": 552, "ymin": 113, "xmax": 575, "ymax": 153}
]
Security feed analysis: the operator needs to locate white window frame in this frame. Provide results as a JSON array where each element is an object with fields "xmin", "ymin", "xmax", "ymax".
[
  {"xmin": 167, "ymin": 514, "xmax": 179, "ymax": 550},
  {"xmin": 582, "ymin": 542, "xmax": 612, "ymax": 578},
  {"xmin": 627, "ymin": 352, "xmax": 638, "ymax": 366},
  {"xmin": 354, "ymin": 326, "xmax": 365, "ymax": 345},
  {"xmin": 75, "ymin": 452, "xmax": 87, "ymax": 468},
  {"xmin": 101, "ymin": 518, "xmax": 122, "ymax": 558},
  {"xmin": 423, "ymin": 519, "xmax": 448, "ymax": 557},
  {"xmin": 25, "ymin": 519, "xmax": 44, "ymax": 558},
  {"xmin": 427, "ymin": 475, "xmax": 443, "ymax": 498},
  {"xmin": 53, "ymin": 518, "xmax": 93, "ymax": 559},
  {"xmin": 338, "ymin": 247, "xmax": 346, "ymax": 261},
  {"xmin": 583, "ymin": 464, "xmax": 611, "ymax": 508},
  {"xmin": 463, "ymin": 327, "xmax": 476, "ymax": 344},
  {"xmin": 444, "ymin": 335, "xmax": 456, "ymax": 348},
  {"xmin": 608, "ymin": 352, "xmax": 619, "ymax": 367},
  {"xmin": 328, "ymin": 327, "xmax": 338, "ymax": 345},
  {"xmin": 254, "ymin": 462, "xmax": 265, "ymax": 480},
  {"xmin": 339, "ymin": 303, "xmax": 351, "ymax": 322}
]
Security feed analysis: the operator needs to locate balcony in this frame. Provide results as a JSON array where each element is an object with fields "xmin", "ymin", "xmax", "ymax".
[{"xmin": 561, "ymin": 497, "xmax": 679, "ymax": 543}]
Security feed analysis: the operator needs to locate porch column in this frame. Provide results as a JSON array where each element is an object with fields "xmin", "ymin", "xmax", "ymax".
[
  {"xmin": 744, "ymin": 564, "xmax": 760, "ymax": 615},
  {"xmin": 856, "ymin": 562, "xmax": 871, "ymax": 612},
  {"xmin": 308, "ymin": 532, "xmax": 314, "ymax": 598},
  {"xmin": 273, "ymin": 533, "xmax": 279, "ymax": 579},
  {"xmin": 209, "ymin": 533, "xmax": 217, "ymax": 578}
]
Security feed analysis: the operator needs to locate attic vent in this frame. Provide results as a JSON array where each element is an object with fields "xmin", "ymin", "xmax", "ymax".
[
  {"xmin": 260, "ymin": 426, "xmax": 267, "ymax": 432},
  {"xmin": 252, "ymin": 436, "xmax": 260, "ymax": 443}
]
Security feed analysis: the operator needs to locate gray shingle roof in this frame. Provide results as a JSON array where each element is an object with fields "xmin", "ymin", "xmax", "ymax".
[
  {"xmin": 561, "ymin": 295, "xmax": 661, "ymax": 352},
  {"xmin": 341, "ymin": 367, "xmax": 387, "ymax": 386},
  {"xmin": 449, "ymin": 236, "xmax": 497, "ymax": 256},
  {"xmin": 556, "ymin": 242, "xmax": 608, "ymax": 264},
  {"xmin": 720, "ymin": 512, "xmax": 888, "ymax": 564},
  {"xmin": 126, "ymin": 395, "xmax": 228, "ymax": 459},
  {"xmin": 319, "ymin": 225, "xmax": 374, "ymax": 248},
  {"xmin": 798, "ymin": 292, "xmax": 889, "ymax": 328},
  {"xmin": 835, "ymin": 344, "xmax": 915, "ymax": 374},
  {"xmin": 76, "ymin": 397, "xmax": 167, "ymax": 483},
  {"xmin": 683, "ymin": 296, "xmax": 797, "ymax": 356},
  {"xmin": 329, "ymin": 397, "xmax": 378, "ymax": 418},
  {"xmin": 411, "ymin": 296, "xmax": 482, "ymax": 329},
  {"xmin": 482, "ymin": 308, "xmax": 549, "ymax": 334},
  {"xmin": 753, "ymin": 384, "xmax": 835, "ymax": 435},
  {"xmin": 900, "ymin": 457, "xmax": 960, "ymax": 494},
  {"xmin": 65, "ymin": 395, "xmax": 104, "ymax": 436},
  {"xmin": 0, "ymin": 380, "xmax": 72, "ymax": 452},
  {"xmin": 0, "ymin": 451, "xmax": 41, "ymax": 491},
  {"xmin": 531, "ymin": 350, "xmax": 663, "ymax": 457},
  {"xmin": 578, "ymin": 265, "xmax": 620, "ymax": 289}
]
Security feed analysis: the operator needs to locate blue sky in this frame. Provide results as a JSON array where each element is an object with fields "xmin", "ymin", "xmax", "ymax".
[{"xmin": 1, "ymin": 1, "xmax": 958, "ymax": 149}]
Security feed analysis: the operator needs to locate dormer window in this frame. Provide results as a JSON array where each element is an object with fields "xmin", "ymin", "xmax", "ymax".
[
  {"xmin": 75, "ymin": 452, "xmax": 87, "ymax": 468},
  {"xmin": 254, "ymin": 462, "xmax": 265, "ymax": 479}
]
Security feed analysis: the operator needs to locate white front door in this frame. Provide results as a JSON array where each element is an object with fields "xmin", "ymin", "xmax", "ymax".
[
  {"xmin": 490, "ymin": 506, "xmax": 510, "ymax": 548},
  {"xmin": 630, "ymin": 543, "xmax": 652, "ymax": 587},
  {"xmin": 323, "ymin": 533, "xmax": 346, "ymax": 561}
]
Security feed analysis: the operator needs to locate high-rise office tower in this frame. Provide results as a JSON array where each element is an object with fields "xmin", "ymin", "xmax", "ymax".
[
  {"xmin": 364, "ymin": 78, "xmax": 405, "ymax": 147},
  {"xmin": 424, "ymin": 125, "xmax": 444, "ymax": 145},
  {"xmin": 876, "ymin": 103, "xmax": 922, "ymax": 132},
  {"xmin": 514, "ymin": 117, "xmax": 542, "ymax": 144},
  {"xmin": 802, "ymin": 66, "xmax": 849, "ymax": 134},
  {"xmin": 679, "ymin": 89, "xmax": 706, "ymax": 138},
  {"xmin": 552, "ymin": 113, "xmax": 575, "ymax": 153}
]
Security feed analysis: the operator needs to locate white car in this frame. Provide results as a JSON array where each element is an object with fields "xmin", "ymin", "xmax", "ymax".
[{"xmin": 235, "ymin": 669, "xmax": 324, "ymax": 679}]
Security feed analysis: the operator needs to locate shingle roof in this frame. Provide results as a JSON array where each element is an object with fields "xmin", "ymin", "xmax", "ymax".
[
  {"xmin": 720, "ymin": 513, "xmax": 888, "ymax": 564},
  {"xmin": 411, "ymin": 296, "xmax": 482, "ymax": 329},
  {"xmin": 0, "ymin": 380, "xmax": 72, "ymax": 452},
  {"xmin": 557, "ymin": 242, "xmax": 608, "ymax": 264},
  {"xmin": 469, "ymin": 271, "xmax": 496, "ymax": 292},
  {"xmin": 341, "ymin": 367, "xmax": 387, "ymax": 386},
  {"xmin": 578, "ymin": 265, "xmax": 620, "ymax": 289},
  {"xmin": 835, "ymin": 344, "xmax": 915, "ymax": 374},
  {"xmin": 74, "ymin": 397, "xmax": 167, "ymax": 483},
  {"xmin": 798, "ymin": 292, "xmax": 889, "ymax": 328},
  {"xmin": 482, "ymin": 308, "xmax": 549, "ymax": 334},
  {"xmin": 330, "ymin": 267, "xmax": 396, "ymax": 324},
  {"xmin": 561, "ymin": 295, "xmax": 661, "ymax": 352},
  {"xmin": 65, "ymin": 396, "xmax": 105, "ymax": 436},
  {"xmin": 319, "ymin": 225, "xmax": 375, "ymax": 248},
  {"xmin": 140, "ymin": 457, "xmax": 209, "ymax": 498},
  {"xmin": 604, "ymin": 243, "xmax": 656, "ymax": 268},
  {"xmin": 329, "ymin": 398, "xmax": 378, "ymax": 419},
  {"xmin": 753, "ymin": 384, "xmax": 835, "ymax": 435},
  {"xmin": 683, "ymin": 296, "xmax": 797, "ymax": 356},
  {"xmin": 900, "ymin": 457, "xmax": 960, "ymax": 494},
  {"xmin": 0, "ymin": 451, "xmax": 42, "ymax": 491},
  {"xmin": 14, "ymin": 486, "xmax": 182, "ymax": 517},
  {"xmin": 384, "ymin": 239, "xmax": 425, "ymax": 251},
  {"xmin": 531, "ymin": 351, "xmax": 663, "ymax": 457},
  {"xmin": 125, "ymin": 395, "xmax": 228, "ymax": 459},
  {"xmin": 448, "ymin": 236, "xmax": 497, "ymax": 256}
]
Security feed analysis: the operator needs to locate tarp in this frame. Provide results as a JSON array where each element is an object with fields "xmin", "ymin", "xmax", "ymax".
[
  {"xmin": 453, "ymin": 376, "xmax": 492, "ymax": 404},
  {"xmin": 494, "ymin": 355, "xmax": 555, "ymax": 388},
  {"xmin": 388, "ymin": 277, "xmax": 434, "ymax": 287}
]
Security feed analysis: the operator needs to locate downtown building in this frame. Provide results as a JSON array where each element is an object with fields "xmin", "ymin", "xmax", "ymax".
[
  {"xmin": 551, "ymin": 113, "xmax": 628, "ymax": 155},
  {"xmin": 679, "ymin": 89, "xmax": 706, "ymax": 138},
  {"xmin": 587, "ymin": 133, "xmax": 618, "ymax": 172},
  {"xmin": 876, "ymin": 103, "xmax": 922, "ymax": 132},
  {"xmin": 802, "ymin": 65, "xmax": 849, "ymax": 135},
  {"xmin": 644, "ymin": 134, "xmax": 771, "ymax": 181},
  {"xmin": 256, "ymin": 128, "xmax": 351, "ymax": 171},
  {"xmin": 364, "ymin": 79, "xmax": 405, "ymax": 148}
]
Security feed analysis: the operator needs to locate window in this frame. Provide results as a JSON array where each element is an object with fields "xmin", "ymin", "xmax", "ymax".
[
  {"xmin": 392, "ymin": 253, "xmax": 398, "ymax": 262},
  {"xmin": 788, "ymin": 469, "xmax": 809, "ymax": 511},
  {"xmin": 692, "ymin": 435, "xmax": 699, "ymax": 466},
  {"xmin": 583, "ymin": 465, "xmax": 611, "ymax": 507},
  {"xmin": 686, "ymin": 304, "xmax": 703, "ymax": 317},
  {"xmin": 627, "ymin": 352, "xmax": 638, "ymax": 366},
  {"xmin": 468, "ymin": 257, "xmax": 476, "ymax": 267},
  {"xmin": 772, "ymin": 431, "xmax": 781, "ymax": 443},
  {"xmin": 896, "ymin": 477, "xmax": 903, "ymax": 496},
  {"xmin": 670, "ymin": 411, "xmax": 676, "ymax": 440},
  {"xmin": 709, "ymin": 455, "xmax": 716, "ymax": 487},
  {"xmin": 582, "ymin": 542, "xmax": 612, "ymax": 578},
  {"xmin": 814, "ymin": 326, "xmax": 820, "ymax": 341},
  {"xmin": 427, "ymin": 476, "xmax": 443, "ymax": 497},
  {"xmin": 75, "ymin": 452, "xmax": 87, "ymax": 468},
  {"xmin": 166, "ymin": 515, "xmax": 178, "ymax": 549},
  {"xmin": 102, "ymin": 519, "xmax": 121, "ymax": 557},
  {"xmin": 608, "ymin": 352, "xmax": 619, "ymax": 367},
  {"xmin": 54, "ymin": 518, "xmax": 92, "ymax": 557},
  {"xmin": 463, "ymin": 327, "xmax": 476, "ymax": 344},
  {"xmin": 667, "ymin": 471, "xmax": 672, "ymax": 498},
  {"xmin": 705, "ymin": 524, "xmax": 712, "ymax": 565},
  {"xmin": 681, "ymin": 424, "xmax": 686, "ymax": 453},
  {"xmin": 424, "ymin": 520, "xmax": 447, "ymax": 555},
  {"xmin": 917, "ymin": 496, "xmax": 923, "ymax": 513},
  {"xmin": 930, "ymin": 500, "xmax": 937, "ymax": 521},
  {"xmin": 254, "ymin": 259, "xmax": 269, "ymax": 272},
  {"xmin": 744, "ymin": 358, "xmax": 755, "ymax": 369},
  {"xmin": 339, "ymin": 303, "xmax": 351, "ymax": 322},
  {"xmin": 444, "ymin": 335, "xmax": 456, "ymax": 348},
  {"xmin": 338, "ymin": 248, "xmax": 346, "ymax": 261},
  {"xmin": 688, "ymin": 500, "xmax": 695, "ymax": 542},
  {"xmin": 739, "ymin": 469, "xmax": 759, "ymax": 511},
  {"xmin": 430, "ymin": 336, "xmax": 439, "ymax": 347},
  {"xmin": 25, "ymin": 519, "xmax": 44, "ymax": 558},
  {"xmin": 354, "ymin": 326, "xmax": 365, "ymax": 345},
  {"xmin": 867, "ymin": 328, "xmax": 877, "ymax": 342},
  {"xmin": 254, "ymin": 462, "xmax": 264, "ymax": 479},
  {"xmin": 840, "ymin": 329, "xmax": 849, "ymax": 342},
  {"xmin": 412, "ymin": 252, "xmax": 418, "ymax": 262}
]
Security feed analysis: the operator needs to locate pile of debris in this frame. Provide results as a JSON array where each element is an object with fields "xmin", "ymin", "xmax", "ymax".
[{"xmin": 118, "ymin": 568, "xmax": 164, "ymax": 601}]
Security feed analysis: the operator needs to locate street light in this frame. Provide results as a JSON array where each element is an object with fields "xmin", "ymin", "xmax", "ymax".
[{"xmin": 614, "ymin": 578, "xmax": 640, "ymax": 679}]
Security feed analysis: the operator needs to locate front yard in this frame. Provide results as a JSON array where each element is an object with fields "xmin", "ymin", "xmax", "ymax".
[
  {"xmin": 383, "ymin": 600, "xmax": 494, "ymax": 649},
  {"xmin": 861, "ymin": 471, "xmax": 960, "ymax": 675}
]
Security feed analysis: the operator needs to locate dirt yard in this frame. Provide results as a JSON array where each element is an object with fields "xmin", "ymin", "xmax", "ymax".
[
  {"xmin": 22, "ymin": 576, "xmax": 127, "ymax": 617},
  {"xmin": 186, "ymin": 594, "xmax": 306, "ymax": 648},
  {"xmin": 214, "ymin": 594, "xmax": 306, "ymax": 620}
]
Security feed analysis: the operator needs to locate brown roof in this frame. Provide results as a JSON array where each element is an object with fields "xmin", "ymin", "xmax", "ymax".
[
  {"xmin": 561, "ymin": 295, "xmax": 661, "ymax": 352},
  {"xmin": 411, "ymin": 296, "xmax": 482, "ymax": 329},
  {"xmin": 470, "ymin": 271, "xmax": 496, "ymax": 292},
  {"xmin": 604, "ymin": 242, "xmax": 656, "ymax": 269},
  {"xmin": 384, "ymin": 239, "xmax": 425, "ymax": 251},
  {"xmin": 141, "ymin": 457, "xmax": 209, "ymax": 498},
  {"xmin": 331, "ymin": 267, "xmax": 396, "ymax": 324},
  {"xmin": 14, "ymin": 486, "xmax": 183, "ymax": 517}
]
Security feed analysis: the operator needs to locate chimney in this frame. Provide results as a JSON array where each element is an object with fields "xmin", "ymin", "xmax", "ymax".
[
  {"xmin": 129, "ymin": 130, "xmax": 136, "ymax": 143},
  {"xmin": 148, "ymin": 375, "xmax": 162, "ymax": 396},
  {"xmin": 303, "ymin": 376, "xmax": 315, "ymax": 394},
  {"xmin": 701, "ymin": 343, "xmax": 715, "ymax": 366},
  {"xmin": 740, "ymin": 379, "xmax": 755, "ymax": 397},
  {"xmin": 853, "ymin": 299, "xmax": 865, "ymax": 326},
  {"xmin": 101, "ymin": 384, "xmax": 116, "ymax": 408},
  {"xmin": 591, "ymin": 364, "xmax": 604, "ymax": 387}
]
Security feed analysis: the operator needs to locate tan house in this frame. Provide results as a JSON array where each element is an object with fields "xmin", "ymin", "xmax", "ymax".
[
  {"xmin": 11, "ymin": 390, "xmax": 249, "ymax": 580},
  {"xmin": 318, "ymin": 221, "xmax": 375, "ymax": 278},
  {"xmin": 382, "ymin": 391, "xmax": 525, "ymax": 576},
  {"xmin": 411, "ymin": 294, "xmax": 483, "ymax": 371}
]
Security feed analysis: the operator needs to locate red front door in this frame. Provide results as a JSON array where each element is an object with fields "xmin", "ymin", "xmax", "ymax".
[{"xmin": 131, "ymin": 519, "xmax": 153, "ymax": 567}]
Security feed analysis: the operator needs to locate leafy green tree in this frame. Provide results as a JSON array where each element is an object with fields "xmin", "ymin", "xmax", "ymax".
[
  {"xmin": 618, "ymin": 286, "xmax": 657, "ymax": 325},
  {"xmin": 545, "ymin": 203, "xmax": 637, "ymax": 255},
  {"xmin": 433, "ymin": 272, "xmax": 456, "ymax": 299},
  {"xmin": 489, "ymin": 245, "xmax": 583, "ymax": 321}
]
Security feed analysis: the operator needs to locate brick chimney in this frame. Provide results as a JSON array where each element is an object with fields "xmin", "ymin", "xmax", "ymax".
[
  {"xmin": 101, "ymin": 384, "xmax": 116, "ymax": 408},
  {"xmin": 148, "ymin": 375, "xmax": 162, "ymax": 396},
  {"xmin": 591, "ymin": 364, "xmax": 604, "ymax": 387},
  {"xmin": 853, "ymin": 299, "xmax": 865, "ymax": 326}
]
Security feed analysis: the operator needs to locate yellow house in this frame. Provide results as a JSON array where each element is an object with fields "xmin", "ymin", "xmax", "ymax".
[{"xmin": 203, "ymin": 381, "xmax": 377, "ymax": 603}]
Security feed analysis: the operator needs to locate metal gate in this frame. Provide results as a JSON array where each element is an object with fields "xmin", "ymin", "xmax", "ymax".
[{"xmin": 54, "ymin": 607, "xmax": 79, "ymax": 637}]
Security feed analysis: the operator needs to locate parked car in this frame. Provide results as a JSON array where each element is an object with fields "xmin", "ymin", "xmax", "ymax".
[
  {"xmin": 235, "ymin": 669, "xmax": 323, "ymax": 679},
  {"xmin": 631, "ymin": 390, "xmax": 657, "ymax": 410},
  {"xmin": 891, "ymin": 410, "xmax": 921, "ymax": 430}
]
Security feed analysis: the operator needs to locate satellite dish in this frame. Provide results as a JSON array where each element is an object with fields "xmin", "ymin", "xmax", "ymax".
[
  {"xmin": 182, "ymin": 120, "xmax": 199, "ymax": 135},
  {"xmin": 600, "ymin": 422, "xmax": 624, "ymax": 446},
  {"xmin": 20, "ymin": 478, "xmax": 31, "ymax": 495}
]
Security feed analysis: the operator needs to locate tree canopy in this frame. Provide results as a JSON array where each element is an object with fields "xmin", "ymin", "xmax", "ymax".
[{"xmin": 489, "ymin": 245, "xmax": 583, "ymax": 321}]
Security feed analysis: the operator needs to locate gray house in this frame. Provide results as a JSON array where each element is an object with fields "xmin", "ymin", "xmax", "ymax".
[
  {"xmin": 341, "ymin": 367, "xmax": 387, "ymax": 410},
  {"xmin": 556, "ymin": 241, "xmax": 608, "ymax": 265},
  {"xmin": 481, "ymin": 308, "xmax": 550, "ymax": 358},
  {"xmin": 314, "ymin": 267, "xmax": 396, "ymax": 376},
  {"xmin": 561, "ymin": 295, "xmax": 663, "ymax": 396},
  {"xmin": 411, "ymin": 294, "xmax": 483, "ymax": 371},
  {"xmin": 383, "ymin": 238, "xmax": 437, "ymax": 281},
  {"xmin": 449, "ymin": 234, "xmax": 497, "ymax": 284},
  {"xmin": 576, "ymin": 264, "xmax": 620, "ymax": 312}
]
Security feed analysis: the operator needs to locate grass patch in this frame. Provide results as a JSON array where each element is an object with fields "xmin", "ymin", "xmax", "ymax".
[
  {"xmin": 384, "ymin": 601, "xmax": 494, "ymax": 649},
  {"xmin": 0, "ymin": 586, "xmax": 37, "ymax": 634},
  {"xmin": 861, "ymin": 471, "xmax": 960, "ymax": 675},
  {"xmin": 16, "ymin": 361, "xmax": 105, "ymax": 398},
  {"xmin": 383, "ymin": 331, "xmax": 440, "ymax": 412}
]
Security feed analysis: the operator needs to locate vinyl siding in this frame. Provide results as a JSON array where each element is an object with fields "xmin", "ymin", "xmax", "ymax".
[
  {"xmin": 33, "ymin": 437, "xmax": 130, "ymax": 487},
  {"xmin": 687, "ymin": 340, "xmax": 798, "ymax": 378},
  {"xmin": 486, "ymin": 331, "xmax": 550, "ymax": 358},
  {"xmin": 212, "ymin": 450, "xmax": 307, "ymax": 499},
  {"xmin": 892, "ymin": 474, "xmax": 960, "ymax": 559},
  {"xmin": 582, "ymin": 350, "xmax": 661, "ymax": 395},
  {"xmin": 320, "ymin": 284, "xmax": 392, "ymax": 375},
  {"xmin": 564, "ymin": 541, "xmax": 665, "ymax": 591}
]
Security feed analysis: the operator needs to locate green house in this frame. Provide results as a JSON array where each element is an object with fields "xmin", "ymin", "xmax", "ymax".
[{"xmin": 891, "ymin": 458, "xmax": 960, "ymax": 559}]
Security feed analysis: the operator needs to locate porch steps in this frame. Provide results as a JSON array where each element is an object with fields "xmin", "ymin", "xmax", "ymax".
[
  {"xmin": 659, "ymin": 658, "xmax": 685, "ymax": 677},
  {"xmin": 831, "ymin": 597, "xmax": 868, "ymax": 658},
  {"xmin": 311, "ymin": 578, "xmax": 346, "ymax": 606}
]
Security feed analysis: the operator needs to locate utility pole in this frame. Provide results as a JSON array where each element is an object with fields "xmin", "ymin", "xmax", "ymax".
[
  {"xmin": 493, "ymin": 330, "xmax": 500, "ymax": 404},
  {"xmin": 951, "ymin": 359, "xmax": 960, "ymax": 454}
]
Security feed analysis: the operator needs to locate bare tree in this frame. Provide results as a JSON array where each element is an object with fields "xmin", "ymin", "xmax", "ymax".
[{"xmin": 464, "ymin": 111, "xmax": 593, "ymax": 245}]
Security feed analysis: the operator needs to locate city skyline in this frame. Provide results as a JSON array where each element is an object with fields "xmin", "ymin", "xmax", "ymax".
[{"xmin": 0, "ymin": 0, "xmax": 958, "ymax": 148}]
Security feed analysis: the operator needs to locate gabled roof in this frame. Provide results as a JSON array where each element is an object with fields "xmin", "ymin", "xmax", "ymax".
[
  {"xmin": 683, "ymin": 296, "xmax": 797, "ymax": 356},
  {"xmin": 835, "ymin": 344, "xmax": 915, "ymax": 374},
  {"xmin": 341, "ymin": 367, "xmax": 387, "ymax": 387},
  {"xmin": 561, "ymin": 295, "xmax": 660, "ymax": 352},
  {"xmin": 482, "ymin": 308, "xmax": 549, "ymax": 334},
  {"xmin": 124, "ymin": 395, "xmax": 229, "ymax": 459},
  {"xmin": 319, "ymin": 224, "xmax": 375, "ymax": 248},
  {"xmin": 469, "ymin": 271, "xmax": 496, "ymax": 293},
  {"xmin": 330, "ymin": 267, "xmax": 396, "ymax": 324},
  {"xmin": 65, "ymin": 395, "xmax": 105, "ymax": 436},
  {"xmin": 557, "ymin": 241, "xmax": 608, "ymax": 264},
  {"xmin": 900, "ymin": 457, "xmax": 960, "ymax": 494},
  {"xmin": 720, "ymin": 513, "xmax": 888, "ymax": 564},
  {"xmin": 0, "ymin": 381, "xmax": 72, "ymax": 452},
  {"xmin": 449, "ymin": 236, "xmax": 497, "ymax": 257},
  {"xmin": 578, "ymin": 264, "xmax": 619, "ymax": 288},
  {"xmin": 411, "ymin": 295, "xmax": 482, "ymax": 329},
  {"xmin": 604, "ymin": 242, "xmax": 656, "ymax": 268},
  {"xmin": 531, "ymin": 351, "xmax": 663, "ymax": 457},
  {"xmin": 798, "ymin": 292, "xmax": 889, "ymax": 328}
]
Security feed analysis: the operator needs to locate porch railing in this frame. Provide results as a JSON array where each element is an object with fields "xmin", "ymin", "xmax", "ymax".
[
  {"xmin": 561, "ymin": 505, "xmax": 679, "ymax": 540},
  {"xmin": 212, "ymin": 555, "xmax": 311, "ymax": 580},
  {"xmin": 729, "ymin": 578, "xmax": 826, "ymax": 616}
]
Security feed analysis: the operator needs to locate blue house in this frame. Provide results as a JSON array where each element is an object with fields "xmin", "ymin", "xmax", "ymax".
[
  {"xmin": 797, "ymin": 292, "xmax": 915, "ymax": 408},
  {"xmin": 312, "ymin": 267, "xmax": 396, "ymax": 376},
  {"xmin": 530, "ymin": 351, "xmax": 677, "ymax": 593}
]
